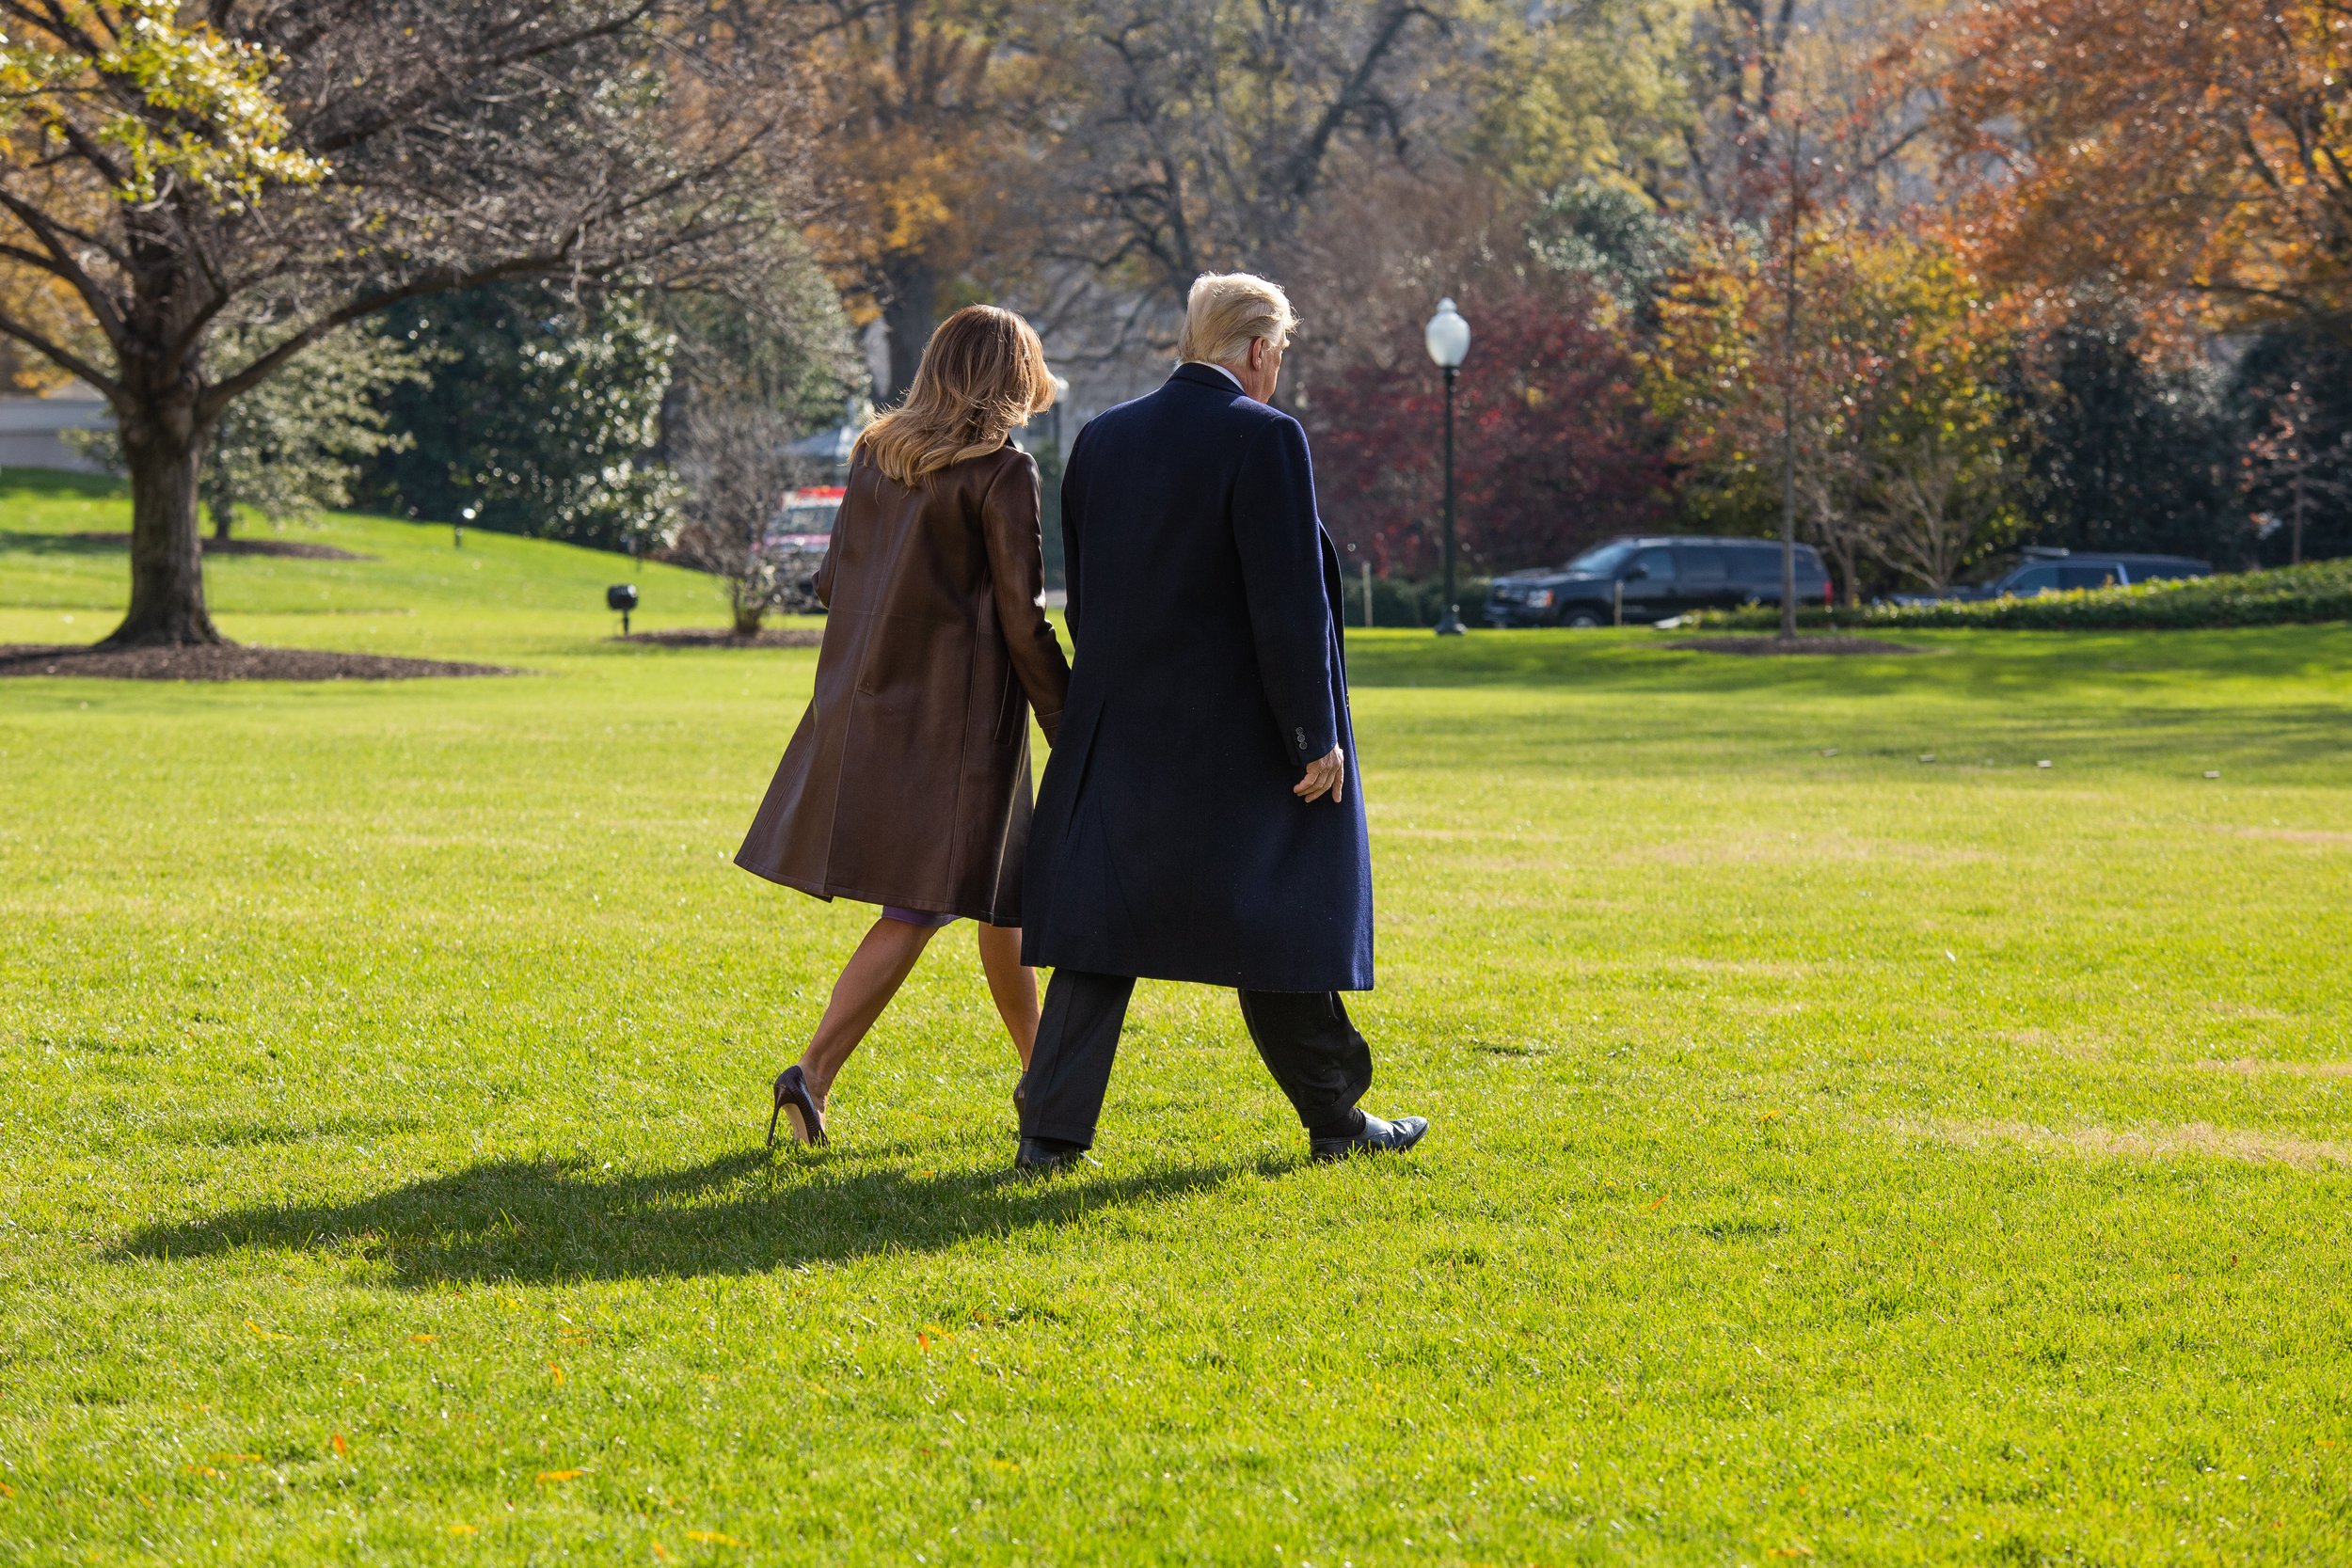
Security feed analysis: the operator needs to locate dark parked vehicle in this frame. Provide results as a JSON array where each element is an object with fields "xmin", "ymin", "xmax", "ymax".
[
  {"xmin": 1915, "ymin": 547, "xmax": 2211, "ymax": 604},
  {"xmin": 1485, "ymin": 537, "xmax": 1831, "ymax": 627}
]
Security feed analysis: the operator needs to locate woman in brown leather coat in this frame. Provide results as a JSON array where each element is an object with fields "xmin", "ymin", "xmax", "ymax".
[{"xmin": 736, "ymin": 306, "xmax": 1072, "ymax": 1147}]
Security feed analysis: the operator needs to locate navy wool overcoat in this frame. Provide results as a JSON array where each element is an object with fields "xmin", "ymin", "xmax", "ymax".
[{"xmin": 1021, "ymin": 364, "xmax": 1374, "ymax": 991}]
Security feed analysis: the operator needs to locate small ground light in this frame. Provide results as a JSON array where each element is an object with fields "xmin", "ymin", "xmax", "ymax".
[
  {"xmin": 456, "ymin": 504, "xmax": 476, "ymax": 548},
  {"xmin": 608, "ymin": 583, "xmax": 639, "ymax": 637},
  {"xmin": 2037, "ymin": 759, "xmax": 2053, "ymax": 768},
  {"xmin": 2205, "ymin": 769, "xmax": 2221, "ymax": 779}
]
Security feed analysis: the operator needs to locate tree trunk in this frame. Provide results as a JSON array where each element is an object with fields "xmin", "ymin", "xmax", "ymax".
[
  {"xmin": 103, "ymin": 393, "xmax": 224, "ymax": 647},
  {"xmin": 881, "ymin": 254, "xmax": 941, "ymax": 403}
]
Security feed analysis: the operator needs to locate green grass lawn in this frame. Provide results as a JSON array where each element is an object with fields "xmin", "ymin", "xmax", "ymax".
[{"xmin": 3, "ymin": 472, "xmax": 2349, "ymax": 1565}]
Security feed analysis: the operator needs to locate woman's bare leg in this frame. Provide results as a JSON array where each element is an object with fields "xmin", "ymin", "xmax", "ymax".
[
  {"xmin": 797, "ymin": 917, "xmax": 939, "ymax": 1105},
  {"xmin": 975, "ymin": 923, "xmax": 1039, "ymax": 1067}
]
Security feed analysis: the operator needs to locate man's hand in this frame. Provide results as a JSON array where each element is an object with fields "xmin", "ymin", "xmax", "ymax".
[{"xmin": 1294, "ymin": 746, "xmax": 1346, "ymax": 804}]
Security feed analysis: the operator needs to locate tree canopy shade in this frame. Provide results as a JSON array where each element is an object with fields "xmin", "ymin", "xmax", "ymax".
[
  {"xmin": 363, "ymin": 284, "xmax": 682, "ymax": 553},
  {"xmin": 0, "ymin": 0, "xmax": 811, "ymax": 645},
  {"xmin": 2006, "ymin": 310, "xmax": 2243, "ymax": 563}
]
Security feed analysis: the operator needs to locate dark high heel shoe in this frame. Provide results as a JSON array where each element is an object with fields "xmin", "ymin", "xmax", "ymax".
[{"xmin": 769, "ymin": 1064, "xmax": 826, "ymax": 1149}]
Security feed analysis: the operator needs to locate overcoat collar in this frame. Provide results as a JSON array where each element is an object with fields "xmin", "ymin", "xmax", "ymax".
[{"xmin": 1168, "ymin": 362, "xmax": 1245, "ymax": 394}]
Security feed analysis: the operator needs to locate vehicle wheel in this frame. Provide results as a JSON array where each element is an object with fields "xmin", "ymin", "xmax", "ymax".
[{"xmin": 1563, "ymin": 609, "xmax": 1604, "ymax": 628}]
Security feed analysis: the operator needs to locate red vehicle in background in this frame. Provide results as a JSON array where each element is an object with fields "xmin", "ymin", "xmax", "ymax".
[{"xmin": 769, "ymin": 485, "xmax": 843, "ymax": 612}]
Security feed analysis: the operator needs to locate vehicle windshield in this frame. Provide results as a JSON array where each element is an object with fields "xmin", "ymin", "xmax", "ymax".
[
  {"xmin": 1958, "ymin": 552, "xmax": 2026, "ymax": 589},
  {"xmin": 1564, "ymin": 541, "xmax": 1637, "ymax": 575},
  {"xmin": 780, "ymin": 501, "xmax": 836, "ymax": 536}
]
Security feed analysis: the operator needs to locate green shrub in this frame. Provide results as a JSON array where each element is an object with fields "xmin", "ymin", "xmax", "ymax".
[
  {"xmin": 1692, "ymin": 560, "xmax": 2352, "ymax": 631},
  {"xmin": 1340, "ymin": 574, "xmax": 1493, "ymax": 629}
]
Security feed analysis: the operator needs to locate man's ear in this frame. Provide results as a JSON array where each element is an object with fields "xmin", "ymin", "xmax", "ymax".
[{"xmin": 1247, "ymin": 337, "xmax": 1267, "ymax": 371}]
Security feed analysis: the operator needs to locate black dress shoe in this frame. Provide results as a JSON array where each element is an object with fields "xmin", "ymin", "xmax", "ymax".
[
  {"xmin": 1015, "ymin": 1136, "xmax": 1086, "ymax": 1174},
  {"xmin": 1311, "ymin": 1112, "xmax": 1429, "ymax": 1163}
]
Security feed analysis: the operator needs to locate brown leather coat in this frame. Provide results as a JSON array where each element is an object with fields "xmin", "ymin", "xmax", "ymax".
[{"xmin": 735, "ymin": 443, "xmax": 1071, "ymax": 924}]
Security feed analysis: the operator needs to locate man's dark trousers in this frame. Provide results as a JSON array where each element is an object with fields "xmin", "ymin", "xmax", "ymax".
[{"xmin": 1021, "ymin": 970, "xmax": 1374, "ymax": 1148}]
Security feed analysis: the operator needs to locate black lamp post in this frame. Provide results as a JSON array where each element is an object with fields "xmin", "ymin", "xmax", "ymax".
[
  {"xmin": 1424, "ymin": 297, "xmax": 1470, "ymax": 637},
  {"xmin": 607, "ymin": 582, "xmax": 639, "ymax": 637}
]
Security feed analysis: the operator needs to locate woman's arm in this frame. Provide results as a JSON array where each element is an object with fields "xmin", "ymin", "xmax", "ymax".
[
  {"xmin": 813, "ymin": 528, "xmax": 839, "ymax": 610},
  {"xmin": 980, "ymin": 452, "xmax": 1072, "ymax": 743}
]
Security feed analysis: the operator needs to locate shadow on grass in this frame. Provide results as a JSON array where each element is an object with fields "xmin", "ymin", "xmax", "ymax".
[
  {"xmin": 115, "ymin": 1148, "xmax": 1260, "ymax": 1285},
  {"xmin": 0, "ymin": 531, "xmax": 131, "ymax": 558},
  {"xmin": 1343, "ymin": 623, "xmax": 2352, "ymax": 694},
  {"xmin": 0, "ymin": 467, "xmax": 125, "ymax": 502}
]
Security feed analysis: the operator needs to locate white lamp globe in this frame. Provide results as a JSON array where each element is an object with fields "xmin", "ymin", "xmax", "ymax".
[{"xmin": 1424, "ymin": 297, "xmax": 1470, "ymax": 369}]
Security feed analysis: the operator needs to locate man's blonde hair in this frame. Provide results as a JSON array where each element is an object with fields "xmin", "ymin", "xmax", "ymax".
[{"xmin": 1176, "ymin": 272, "xmax": 1298, "ymax": 368}]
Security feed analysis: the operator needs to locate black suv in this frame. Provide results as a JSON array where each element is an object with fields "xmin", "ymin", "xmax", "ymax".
[
  {"xmin": 1921, "ymin": 547, "xmax": 2211, "ymax": 603},
  {"xmin": 1485, "ymin": 537, "xmax": 1831, "ymax": 627}
]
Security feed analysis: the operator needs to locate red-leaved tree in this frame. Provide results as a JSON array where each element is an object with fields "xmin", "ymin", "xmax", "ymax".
[{"xmin": 1305, "ymin": 285, "xmax": 1670, "ymax": 577}]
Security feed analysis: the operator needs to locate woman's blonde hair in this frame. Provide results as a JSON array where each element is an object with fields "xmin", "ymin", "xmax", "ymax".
[
  {"xmin": 1175, "ymin": 272, "xmax": 1298, "ymax": 367},
  {"xmin": 855, "ymin": 305, "xmax": 1056, "ymax": 486}
]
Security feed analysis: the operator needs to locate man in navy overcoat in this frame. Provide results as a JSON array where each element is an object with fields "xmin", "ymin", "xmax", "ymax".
[{"xmin": 1015, "ymin": 273, "xmax": 1429, "ymax": 1170}]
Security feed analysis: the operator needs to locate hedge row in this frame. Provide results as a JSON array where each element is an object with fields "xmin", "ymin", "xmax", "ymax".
[{"xmin": 1693, "ymin": 559, "xmax": 2352, "ymax": 632}]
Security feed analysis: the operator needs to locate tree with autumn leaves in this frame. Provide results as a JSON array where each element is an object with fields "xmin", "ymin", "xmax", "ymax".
[
  {"xmin": 1945, "ymin": 0, "xmax": 2352, "ymax": 330},
  {"xmin": 1645, "ymin": 218, "xmax": 2020, "ymax": 597},
  {"xmin": 1308, "ymin": 279, "xmax": 1671, "ymax": 579},
  {"xmin": 0, "ymin": 2, "xmax": 809, "ymax": 647}
]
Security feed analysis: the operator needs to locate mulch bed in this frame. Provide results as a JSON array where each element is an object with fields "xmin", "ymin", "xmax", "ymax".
[
  {"xmin": 1667, "ymin": 636, "xmax": 1924, "ymax": 657},
  {"xmin": 0, "ymin": 643, "xmax": 512, "ymax": 681},
  {"xmin": 68, "ymin": 531, "xmax": 372, "ymax": 561},
  {"xmin": 617, "ymin": 628, "xmax": 823, "ymax": 648}
]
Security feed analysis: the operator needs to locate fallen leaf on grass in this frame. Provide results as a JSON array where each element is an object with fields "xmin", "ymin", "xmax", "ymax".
[
  {"xmin": 548, "ymin": 1361, "xmax": 566, "ymax": 1386},
  {"xmin": 536, "ymin": 1469, "xmax": 584, "ymax": 1484},
  {"xmin": 209, "ymin": 1453, "xmax": 262, "ymax": 1464},
  {"xmin": 183, "ymin": 1465, "xmax": 221, "ymax": 1478},
  {"xmin": 1767, "ymin": 1545, "xmax": 1815, "ymax": 1559},
  {"xmin": 410, "ymin": 1334, "xmax": 436, "ymax": 1344},
  {"xmin": 448, "ymin": 1523, "xmax": 478, "ymax": 1535},
  {"xmin": 685, "ymin": 1529, "xmax": 743, "ymax": 1546},
  {"xmin": 1647, "ymin": 1194, "xmax": 1666, "ymax": 1212},
  {"xmin": 987, "ymin": 1459, "xmax": 1019, "ymax": 1471},
  {"xmin": 245, "ymin": 1319, "xmax": 293, "ymax": 1341},
  {"xmin": 330, "ymin": 1433, "xmax": 348, "ymax": 1455},
  {"xmin": 653, "ymin": 1544, "xmax": 672, "ymax": 1561},
  {"xmin": 0, "ymin": 1481, "xmax": 14, "ymax": 1497}
]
